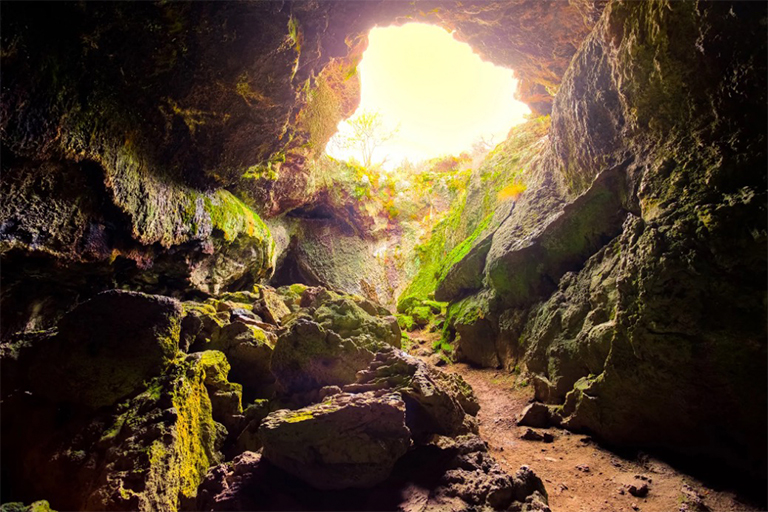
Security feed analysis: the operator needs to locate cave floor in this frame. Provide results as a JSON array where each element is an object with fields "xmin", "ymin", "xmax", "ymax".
[{"xmin": 407, "ymin": 330, "xmax": 758, "ymax": 512}]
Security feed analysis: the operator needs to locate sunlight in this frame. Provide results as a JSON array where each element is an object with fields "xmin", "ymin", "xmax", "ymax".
[{"xmin": 326, "ymin": 23, "xmax": 531, "ymax": 168}]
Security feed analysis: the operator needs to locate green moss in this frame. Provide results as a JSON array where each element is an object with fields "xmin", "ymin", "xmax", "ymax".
[
  {"xmin": 288, "ymin": 283, "xmax": 308, "ymax": 295},
  {"xmin": 167, "ymin": 357, "xmax": 222, "ymax": 502},
  {"xmin": 397, "ymin": 314, "xmax": 415, "ymax": 331},
  {"xmin": 410, "ymin": 306, "xmax": 432, "ymax": 327},
  {"xmin": 397, "ymin": 117, "xmax": 550, "ymax": 311},
  {"xmin": 284, "ymin": 411, "xmax": 314, "ymax": 423},
  {"xmin": 0, "ymin": 501, "xmax": 55, "ymax": 512},
  {"xmin": 288, "ymin": 15, "xmax": 301, "ymax": 53},
  {"xmin": 203, "ymin": 189, "xmax": 270, "ymax": 243}
]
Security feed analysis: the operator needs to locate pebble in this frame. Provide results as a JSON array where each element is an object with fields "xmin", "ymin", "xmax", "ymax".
[{"xmin": 575, "ymin": 464, "xmax": 590, "ymax": 473}]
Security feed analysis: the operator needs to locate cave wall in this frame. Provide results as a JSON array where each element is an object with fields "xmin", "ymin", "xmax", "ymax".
[
  {"xmin": 2, "ymin": 0, "xmax": 764, "ymax": 487},
  {"xmin": 437, "ymin": 0, "xmax": 767, "ymax": 482}
]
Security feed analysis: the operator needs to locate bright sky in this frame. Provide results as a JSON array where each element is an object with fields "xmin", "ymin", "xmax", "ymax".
[{"xmin": 326, "ymin": 23, "xmax": 530, "ymax": 168}]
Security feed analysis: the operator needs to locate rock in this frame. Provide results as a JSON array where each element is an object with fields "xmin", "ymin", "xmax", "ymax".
[
  {"xmin": 575, "ymin": 464, "xmax": 590, "ymax": 473},
  {"xmin": 0, "ymin": 501, "xmax": 54, "ymax": 512},
  {"xmin": 259, "ymin": 392, "xmax": 411, "ymax": 490},
  {"xmin": 29, "ymin": 290, "xmax": 182, "ymax": 408},
  {"xmin": 230, "ymin": 308, "xmax": 262, "ymax": 325},
  {"xmin": 345, "ymin": 348, "xmax": 479, "ymax": 439},
  {"xmin": 253, "ymin": 286, "xmax": 291, "ymax": 325},
  {"xmin": 422, "ymin": 435, "xmax": 549, "ymax": 511},
  {"xmin": 313, "ymin": 297, "xmax": 401, "ymax": 349},
  {"xmin": 190, "ymin": 351, "xmax": 243, "ymax": 432},
  {"xmin": 275, "ymin": 283, "xmax": 308, "ymax": 312},
  {"xmin": 3, "ymin": 350, "xmax": 226, "ymax": 511},
  {"xmin": 270, "ymin": 319, "xmax": 374, "ymax": 395},
  {"xmin": 82, "ymin": 354, "xmax": 226, "ymax": 511},
  {"xmin": 232, "ymin": 400, "xmax": 274, "ymax": 455},
  {"xmin": 214, "ymin": 322, "xmax": 275, "ymax": 397},
  {"xmin": 520, "ymin": 428, "xmax": 554, "ymax": 443},
  {"xmin": 625, "ymin": 481, "xmax": 649, "ymax": 498},
  {"xmin": 679, "ymin": 484, "xmax": 709, "ymax": 511},
  {"xmin": 197, "ymin": 435, "xmax": 549, "ymax": 512},
  {"xmin": 517, "ymin": 403, "xmax": 552, "ymax": 428},
  {"xmin": 446, "ymin": 291, "xmax": 502, "ymax": 368}
]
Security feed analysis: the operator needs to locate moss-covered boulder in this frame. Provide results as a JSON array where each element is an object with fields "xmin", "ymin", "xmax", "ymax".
[
  {"xmin": 84, "ymin": 354, "xmax": 225, "ymax": 511},
  {"xmin": 190, "ymin": 350, "xmax": 244, "ymax": 432},
  {"xmin": 274, "ymin": 283, "xmax": 308, "ymax": 313},
  {"xmin": 250, "ymin": 285, "xmax": 291, "ymax": 326},
  {"xmin": 0, "ymin": 501, "xmax": 55, "ymax": 512},
  {"xmin": 29, "ymin": 290, "xmax": 181, "ymax": 408},
  {"xmin": 346, "ymin": 348, "xmax": 479, "ymax": 440},
  {"xmin": 444, "ymin": 291, "xmax": 502, "ymax": 368},
  {"xmin": 313, "ymin": 297, "xmax": 400, "ymax": 349},
  {"xmin": 270, "ymin": 319, "xmax": 374, "ymax": 395},
  {"xmin": 259, "ymin": 391, "xmax": 411, "ymax": 490}
]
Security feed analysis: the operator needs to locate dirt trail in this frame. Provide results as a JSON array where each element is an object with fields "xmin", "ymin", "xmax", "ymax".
[{"xmin": 407, "ymin": 331, "xmax": 758, "ymax": 512}]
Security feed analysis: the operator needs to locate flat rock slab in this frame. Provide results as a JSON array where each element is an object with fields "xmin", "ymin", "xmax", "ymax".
[{"xmin": 259, "ymin": 391, "xmax": 411, "ymax": 490}]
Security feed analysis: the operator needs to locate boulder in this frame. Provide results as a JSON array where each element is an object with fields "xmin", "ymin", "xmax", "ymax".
[
  {"xmin": 313, "ymin": 297, "xmax": 401, "ymax": 349},
  {"xmin": 259, "ymin": 392, "xmax": 411, "ymax": 489},
  {"xmin": 29, "ymin": 290, "xmax": 182, "ymax": 408},
  {"xmin": 195, "ymin": 436, "xmax": 550, "ymax": 512},
  {"xmin": 253, "ymin": 286, "xmax": 291, "ymax": 325},
  {"xmin": 346, "ymin": 348, "xmax": 480, "ymax": 439},
  {"xmin": 446, "ymin": 292, "xmax": 502, "ymax": 368},
  {"xmin": 425, "ymin": 435, "xmax": 549, "ymax": 511},
  {"xmin": 190, "ymin": 350, "xmax": 243, "ymax": 432},
  {"xmin": 270, "ymin": 319, "xmax": 374, "ymax": 395},
  {"xmin": 209, "ymin": 322, "xmax": 276, "ymax": 399},
  {"xmin": 517, "ymin": 403, "xmax": 552, "ymax": 428},
  {"xmin": 83, "ymin": 354, "xmax": 225, "ymax": 511}
]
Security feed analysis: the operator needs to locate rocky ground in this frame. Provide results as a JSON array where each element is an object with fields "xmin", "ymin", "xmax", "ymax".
[
  {"xmin": 0, "ymin": 285, "xmax": 550, "ymax": 512},
  {"xmin": 408, "ymin": 329, "xmax": 762, "ymax": 512}
]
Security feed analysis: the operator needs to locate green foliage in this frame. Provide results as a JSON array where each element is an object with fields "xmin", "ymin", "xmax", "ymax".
[
  {"xmin": 397, "ymin": 314, "xmax": 415, "ymax": 331},
  {"xmin": 397, "ymin": 116, "xmax": 552, "ymax": 310}
]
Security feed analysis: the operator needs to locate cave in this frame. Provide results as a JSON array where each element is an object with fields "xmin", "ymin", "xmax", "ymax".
[{"xmin": 1, "ymin": 2, "xmax": 766, "ymax": 511}]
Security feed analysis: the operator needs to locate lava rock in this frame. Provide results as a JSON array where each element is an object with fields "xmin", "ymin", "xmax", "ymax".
[
  {"xmin": 517, "ymin": 403, "xmax": 552, "ymax": 428},
  {"xmin": 625, "ymin": 481, "xmax": 649, "ymax": 498},
  {"xmin": 270, "ymin": 319, "xmax": 375, "ymax": 395},
  {"xmin": 259, "ymin": 392, "xmax": 411, "ymax": 489},
  {"xmin": 29, "ymin": 290, "xmax": 182, "ymax": 408},
  {"xmin": 253, "ymin": 286, "xmax": 291, "ymax": 325},
  {"xmin": 345, "ymin": 348, "xmax": 480, "ymax": 439},
  {"xmin": 520, "ymin": 428, "xmax": 555, "ymax": 443},
  {"xmin": 313, "ymin": 297, "xmax": 401, "ymax": 349}
]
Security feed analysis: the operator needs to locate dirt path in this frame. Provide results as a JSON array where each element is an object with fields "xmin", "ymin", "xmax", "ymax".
[{"xmin": 407, "ymin": 331, "xmax": 759, "ymax": 512}]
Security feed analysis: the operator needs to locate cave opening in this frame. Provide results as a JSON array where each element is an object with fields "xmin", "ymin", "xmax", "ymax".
[{"xmin": 326, "ymin": 23, "xmax": 531, "ymax": 169}]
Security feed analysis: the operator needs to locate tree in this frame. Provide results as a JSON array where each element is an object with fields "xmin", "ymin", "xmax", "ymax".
[{"xmin": 331, "ymin": 110, "xmax": 397, "ymax": 168}]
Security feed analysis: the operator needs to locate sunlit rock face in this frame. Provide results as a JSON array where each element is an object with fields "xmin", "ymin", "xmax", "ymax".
[{"xmin": 436, "ymin": 0, "xmax": 767, "ymax": 483}]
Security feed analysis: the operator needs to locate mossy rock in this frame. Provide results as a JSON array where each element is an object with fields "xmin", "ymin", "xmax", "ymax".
[
  {"xmin": 410, "ymin": 306, "xmax": 433, "ymax": 327},
  {"xmin": 397, "ymin": 314, "xmax": 415, "ymax": 332},
  {"xmin": 84, "ymin": 354, "xmax": 225, "ymax": 511},
  {"xmin": 270, "ymin": 319, "xmax": 375, "ymax": 394},
  {"xmin": 259, "ymin": 391, "xmax": 410, "ymax": 490},
  {"xmin": 206, "ymin": 322, "xmax": 276, "ymax": 400},
  {"xmin": 313, "ymin": 297, "xmax": 401, "ymax": 349},
  {"xmin": 29, "ymin": 290, "xmax": 182, "ymax": 409},
  {"xmin": 191, "ymin": 350, "xmax": 243, "ymax": 429},
  {"xmin": 445, "ymin": 292, "xmax": 500, "ymax": 368},
  {"xmin": 0, "ymin": 501, "xmax": 55, "ymax": 512}
]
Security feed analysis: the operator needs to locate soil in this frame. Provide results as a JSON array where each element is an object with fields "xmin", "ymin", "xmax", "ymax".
[{"xmin": 407, "ymin": 330, "xmax": 761, "ymax": 512}]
